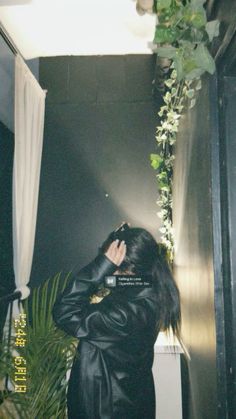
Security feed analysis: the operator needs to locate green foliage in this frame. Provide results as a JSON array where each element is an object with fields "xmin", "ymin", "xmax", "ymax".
[
  {"xmin": 153, "ymin": 0, "xmax": 219, "ymax": 81},
  {"xmin": 151, "ymin": 69, "xmax": 204, "ymax": 256},
  {"xmin": 150, "ymin": 153, "xmax": 164, "ymax": 170},
  {"xmin": 149, "ymin": 0, "xmax": 219, "ymax": 259},
  {"xmin": 0, "ymin": 273, "xmax": 77, "ymax": 419},
  {"xmin": 154, "ymin": 25, "xmax": 181, "ymax": 43},
  {"xmin": 156, "ymin": 0, "xmax": 172, "ymax": 10},
  {"xmin": 206, "ymin": 20, "xmax": 220, "ymax": 42}
]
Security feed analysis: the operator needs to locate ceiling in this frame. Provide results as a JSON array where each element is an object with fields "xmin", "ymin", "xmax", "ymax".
[{"xmin": 0, "ymin": 0, "xmax": 157, "ymax": 59}]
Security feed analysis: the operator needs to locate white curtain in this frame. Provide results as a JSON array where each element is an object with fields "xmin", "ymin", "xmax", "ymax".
[{"xmin": 12, "ymin": 54, "xmax": 46, "ymax": 308}]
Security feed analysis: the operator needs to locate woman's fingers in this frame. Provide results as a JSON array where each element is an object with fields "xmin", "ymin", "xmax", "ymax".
[
  {"xmin": 107, "ymin": 240, "xmax": 119, "ymax": 260},
  {"xmin": 105, "ymin": 240, "xmax": 118, "ymax": 263},
  {"xmin": 118, "ymin": 241, "xmax": 127, "ymax": 266},
  {"xmin": 105, "ymin": 240, "xmax": 126, "ymax": 266}
]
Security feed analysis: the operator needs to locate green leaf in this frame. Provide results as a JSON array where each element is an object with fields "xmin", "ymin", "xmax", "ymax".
[
  {"xmin": 191, "ymin": 11, "xmax": 207, "ymax": 28},
  {"xmin": 176, "ymin": 104, "xmax": 184, "ymax": 112},
  {"xmin": 0, "ymin": 272, "xmax": 77, "ymax": 419},
  {"xmin": 181, "ymin": 27, "xmax": 206, "ymax": 43},
  {"xmin": 173, "ymin": 55, "xmax": 184, "ymax": 81},
  {"xmin": 193, "ymin": 44, "xmax": 216, "ymax": 74},
  {"xmin": 164, "ymin": 78, "xmax": 174, "ymax": 88},
  {"xmin": 205, "ymin": 20, "xmax": 220, "ymax": 42},
  {"xmin": 156, "ymin": 0, "xmax": 172, "ymax": 11},
  {"xmin": 185, "ymin": 67, "xmax": 205, "ymax": 80},
  {"xmin": 154, "ymin": 26, "xmax": 180, "ymax": 44},
  {"xmin": 190, "ymin": 98, "xmax": 196, "ymax": 108},
  {"xmin": 171, "ymin": 69, "xmax": 177, "ymax": 79},
  {"xmin": 150, "ymin": 153, "xmax": 163, "ymax": 170},
  {"xmin": 157, "ymin": 171, "xmax": 169, "ymax": 185},
  {"xmin": 157, "ymin": 46, "xmax": 177, "ymax": 59},
  {"xmin": 195, "ymin": 79, "xmax": 202, "ymax": 90},
  {"xmin": 158, "ymin": 106, "xmax": 168, "ymax": 117},
  {"xmin": 182, "ymin": 3, "xmax": 207, "ymax": 29},
  {"xmin": 186, "ymin": 89, "xmax": 195, "ymax": 98},
  {"xmin": 191, "ymin": 0, "xmax": 207, "ymax": 6},
  {"xmin": 163, "ymin": 91, "xmax": 172, "ymax": 104},
  {"xmin": 160, "ymin": 185, "xmax": 170, "ymax": 192},
  {"xmin": 183, "ymin": 58, "xmax": 198, "ymax": 74}
]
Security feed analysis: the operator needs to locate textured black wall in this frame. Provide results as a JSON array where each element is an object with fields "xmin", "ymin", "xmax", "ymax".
[
  {"xmin": 173, "ymin": 76, "xmax": 217, "ymax": 419},
  {"xmin": 31, "ymin": 55, "xmax": 160, "ymax": 286}
]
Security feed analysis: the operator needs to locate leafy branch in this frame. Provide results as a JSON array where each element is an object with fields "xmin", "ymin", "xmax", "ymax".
[
  {"xmin": 154, "ymin": 0, "xmax": 219, "ymax": 81},
  {"xmin": 144, "ymin": 0, "xmax": 219, "ymax": 260},
  {"xmin": 150, "ymin": 72, "xmax": 202, "ymax": 257}
]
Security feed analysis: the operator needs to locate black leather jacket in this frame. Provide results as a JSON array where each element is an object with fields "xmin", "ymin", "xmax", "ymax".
[{"xmin": 52, "ymin": 253, "xmax": 160, "ymax": 419}]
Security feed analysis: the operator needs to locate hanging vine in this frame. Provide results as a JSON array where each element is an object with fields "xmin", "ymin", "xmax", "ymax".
[{"xmin": 137, "ymin": 0, "xmax": 220, "ymax": 260}]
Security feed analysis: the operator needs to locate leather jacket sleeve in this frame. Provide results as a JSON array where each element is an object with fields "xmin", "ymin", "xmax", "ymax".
[{"xmin": 52, "ymin": 253, "xmax": 155, "ymax": 342}]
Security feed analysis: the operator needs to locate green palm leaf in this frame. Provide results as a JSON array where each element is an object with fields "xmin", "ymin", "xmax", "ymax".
[{"xmin": 0, "ymin": 272, "xmax": 77, "ymax": 419}]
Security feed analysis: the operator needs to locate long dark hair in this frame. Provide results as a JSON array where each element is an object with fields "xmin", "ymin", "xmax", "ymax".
[{"xmin": 100, "ymin": 227, "xmax": 181, "ymax": 340}]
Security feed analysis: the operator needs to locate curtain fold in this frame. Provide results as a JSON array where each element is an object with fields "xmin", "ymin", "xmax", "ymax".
[
  {"xmin": 3, "ymin": 56, "xmax": 46, "ymax": 391},
  {"xmin": 12, "ymin": 54, "xmax": 46, "ymax": 302}
]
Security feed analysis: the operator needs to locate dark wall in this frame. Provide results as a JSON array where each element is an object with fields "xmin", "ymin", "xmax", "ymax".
[
  {"xmin": 173, "ymin": 76, "xmax": 217, "ymax": 419},
  {"xmin": 172, "ymin": 1, "xmax": 236, "ymax": 418},
  {"xmin": 0, "ymin": 34, "xmax": 15, "ymax": 339},
  {"xmin": 0, "ymin": 121, "xmax": 14, "ymax": 338},
  {"xmin": 218, "ymin": 74, "xmax": 236, "ymax": 418},
  {"xmin": 0, "ymin": 34, "xmax": 14, "ymax": 132},
  {"xmin": 31, "ymin": 55, "xmax": 160, "ymax": 286}
]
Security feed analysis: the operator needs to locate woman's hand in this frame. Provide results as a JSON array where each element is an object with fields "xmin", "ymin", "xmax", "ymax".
[{"xmin": 105, "ymin": 240, "xmax": 126, "ymax": 267}]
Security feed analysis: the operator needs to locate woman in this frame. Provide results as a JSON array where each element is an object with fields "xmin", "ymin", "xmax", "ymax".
[{"xmin": 52, "ymin": 224, "xmax": 181, "ymax": 419}]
